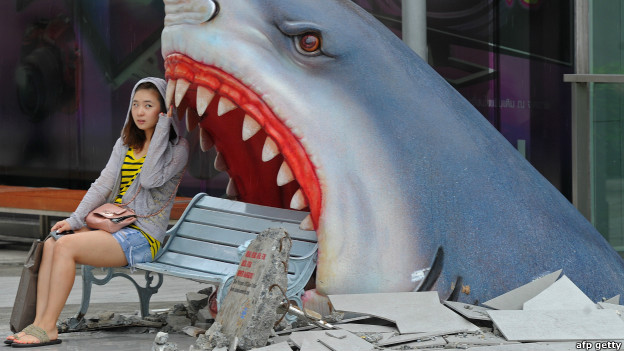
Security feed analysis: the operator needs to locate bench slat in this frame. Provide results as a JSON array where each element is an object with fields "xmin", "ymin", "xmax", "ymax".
[
  {"xmin": 184, "ymin": 207, "xmax": 317, "ymax": 242},
  {"xmin": 176, "ymin": 222, "xmax": 318, "ymax": 257},
  {"xmin": 195, "ymin": 196, "xmax": 309, "ymax": 223},
  {"xmin": 167, "ymin": 237, "xmax": 240, "ymax": 264},
  {"xmin": 156, "ymin": 252, "xmax": 238, "ymax": 276},
  {"xmin": 135, "ymin": 262, "xmax": 229, "ymax": 283}
]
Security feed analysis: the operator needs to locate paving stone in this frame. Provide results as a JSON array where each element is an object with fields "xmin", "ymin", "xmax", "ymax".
[
  {"xmin": 482, "ymin": 270, "xmax": 561, "ymax": 310},
  {"xmin": 522, "ymin": 275, "xmax": 595, "ymax": 311},
  {"xmin": 203, "ymin": 228, "xmax": 291, "ymax": 350},
  {"xmin": 488, "ymin": 309, "xmax": 624, "ymax": 341},
  {"xmin": 329, "ymin": 291, "xmax": 479, "ymax": 334},
  {"xmin": 444, "ymin": 301, "xmax": 493, "ymax": 321}
]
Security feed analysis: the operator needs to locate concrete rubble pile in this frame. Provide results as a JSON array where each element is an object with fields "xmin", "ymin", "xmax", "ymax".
[{"xmin": 151, "ymin": 268, "xmax": 624, "ymax": 351}]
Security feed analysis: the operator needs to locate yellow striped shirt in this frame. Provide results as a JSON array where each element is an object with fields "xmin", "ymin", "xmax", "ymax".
[{"xmin": 115, "ymin": 148, "xmax": 161, "ymax": 258}]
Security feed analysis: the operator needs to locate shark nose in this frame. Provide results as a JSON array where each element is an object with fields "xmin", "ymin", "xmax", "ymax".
[{"xmin": 164, "ymin": 0, "xmax": 219, "ymax": 27}]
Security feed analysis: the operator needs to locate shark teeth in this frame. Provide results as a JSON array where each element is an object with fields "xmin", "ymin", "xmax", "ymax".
[
  {"xmin": 290, "ymin": 189, "xmax": 308, "ymax": 210},
  {"xmin": 199, "ymin": 128, "xmax": 214, "ymax": 152},
  {"xmin": 175, "ymin": 79, "xmax": 190, "ymax": 107},
  {"xmin": 299, "ymin": 214, "xmax": 314, "ymax": 230},
  {"xmin": 277, "ymin": 161, "xmax": 294, "ymax": 186},
  {"xmin": 262, "ymin": 137, "xmax": 280, "ymax": 162},
  {"xmin": 217, "ymin": 97, "xmax": 237, "ymax": 116},
  {"xmin": 166, "ymin": 78, "xmax": 315, "ymax": 231},
  {"xmin": 214, "ymin": 152, "xmax": 227, "ymax": 171},
  {"xmin": 226, "ymin": 178, "xmax": 239, "ymax": 196},
  {"xmin": 196, "ymin": 86, "xmax": 214, "ymax": 116},
  {"xmin": 165, "ymin": 79, "xmax": 176, "ymax": 108},
  {"xmin": 242, "ymin": 115, "xmax": 261, "ymax": 141}
]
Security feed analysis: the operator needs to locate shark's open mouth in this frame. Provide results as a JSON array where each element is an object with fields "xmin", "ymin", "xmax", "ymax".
[{"xmin": 164, "ymin": 54, "xmax": 320, "ymax": 231}]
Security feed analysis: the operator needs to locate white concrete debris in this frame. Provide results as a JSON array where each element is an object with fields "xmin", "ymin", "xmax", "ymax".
[
  {"xmin": 152, "ymin": 332, "xmax": 179, "ymax": 351},
  {"xmin": 108, "ymin": 269, "xmax": 624, "ymax": 351},
  {"xmin": 482, "ymin": 269, "xmax": 562, "ymax": 310}
]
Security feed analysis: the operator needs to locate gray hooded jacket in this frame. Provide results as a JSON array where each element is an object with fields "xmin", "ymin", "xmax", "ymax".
[{"xmin": 66, "ymin": 77, "xmax": 189, "ymax": 243}]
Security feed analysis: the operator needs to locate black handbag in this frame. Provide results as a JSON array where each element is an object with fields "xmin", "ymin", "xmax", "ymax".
[{"xmin": 10, "ymin": 239, "xmax": 44, "ymax": 333}]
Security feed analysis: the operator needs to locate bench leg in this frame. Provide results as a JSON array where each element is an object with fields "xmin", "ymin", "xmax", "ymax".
[{"xmin": 71, "ymin": 265, "xmax": 164, "ymax": 327}]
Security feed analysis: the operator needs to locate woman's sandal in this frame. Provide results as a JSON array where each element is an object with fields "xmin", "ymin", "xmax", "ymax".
[
  {"xmin": 10, "ymin": 325, "xmax": 61, "ymax": 348},
  {"xmin": 4, "ymin": 325, "xmax": 36, "ymax": 345}
]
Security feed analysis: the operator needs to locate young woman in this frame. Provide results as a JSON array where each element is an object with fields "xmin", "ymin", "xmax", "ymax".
[{"xmin": 6, "ymin": 77, "xmax": 189, "ymax": 347}]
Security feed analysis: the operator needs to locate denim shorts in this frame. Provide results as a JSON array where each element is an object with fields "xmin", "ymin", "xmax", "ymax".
[{"xmin": 111, "ymin": 227, "xmax": 152, "ymax": 268}]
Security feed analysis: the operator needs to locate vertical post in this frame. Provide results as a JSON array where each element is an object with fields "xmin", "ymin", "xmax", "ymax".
[
  {"xmin": 402, "ymin": 0, "xmax": 427, "ymax": 61},
  {"xmin": 571, "ymin": 0, "xmax": 592, "ymax": 221}
]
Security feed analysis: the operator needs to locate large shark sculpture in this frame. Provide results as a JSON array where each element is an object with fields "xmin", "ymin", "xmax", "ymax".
[{"xmin": 160, "ymin": 0, "xmax": 624, "ymax": 310}]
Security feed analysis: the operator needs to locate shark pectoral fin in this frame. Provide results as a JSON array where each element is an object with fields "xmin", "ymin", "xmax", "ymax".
[{"xmin": 416, "ymin": 246, "xmax": 444, "ymax": 292}]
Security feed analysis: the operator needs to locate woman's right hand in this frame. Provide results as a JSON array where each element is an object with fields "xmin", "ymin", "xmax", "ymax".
[
  {"xmin": 51, "ymin": 220, "xmax": 72, "ymax": 233},
  {"xmin": 160, "ymin": 104, "xmax": 174, "ymax": 119}
]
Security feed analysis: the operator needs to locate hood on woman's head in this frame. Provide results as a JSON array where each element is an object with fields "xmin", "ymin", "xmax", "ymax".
[{"xmin": 122, "ymin": 77, "xmax": 181, "ymax": 145}]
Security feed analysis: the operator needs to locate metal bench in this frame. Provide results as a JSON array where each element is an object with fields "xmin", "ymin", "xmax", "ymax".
[{"xmin": 75, "ymin": 193, "xmax": 318, "ymax": 322}]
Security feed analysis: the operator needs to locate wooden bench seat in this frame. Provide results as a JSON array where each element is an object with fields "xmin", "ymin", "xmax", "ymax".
[
  {"xmin": 74, "ymin": 193, "xmax": 318, "ymax": 325},
  {"xmin": 0, "ymin": 185, "xmax": 191, "ymax": 237}
]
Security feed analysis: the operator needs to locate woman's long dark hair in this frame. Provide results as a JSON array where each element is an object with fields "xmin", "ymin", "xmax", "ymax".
[{"xmin": 121, "ymin": 82, "xmax": 176, "ymax": 150}]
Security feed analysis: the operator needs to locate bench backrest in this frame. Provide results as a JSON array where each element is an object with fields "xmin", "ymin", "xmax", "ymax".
[{"xmin": 155, "ymin": 193, "xmax": 318, "ymax": 281}]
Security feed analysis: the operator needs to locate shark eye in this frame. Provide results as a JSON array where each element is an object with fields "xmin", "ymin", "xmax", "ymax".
[{"xmin": 296, "ymin": 32, "xmax": 322, "ymax": 55}]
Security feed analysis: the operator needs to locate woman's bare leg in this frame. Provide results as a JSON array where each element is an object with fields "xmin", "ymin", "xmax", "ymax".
[
  {"xmin": 34, "ymin": 238, "xmax": 56, "ymax": 322},
  {"xmin": 34, "ymin": 228, "xmax": 90, "ymax": 325},
  {"xmin": 15, "ymin": 230, "xmax": 127, "ymax": 344}
]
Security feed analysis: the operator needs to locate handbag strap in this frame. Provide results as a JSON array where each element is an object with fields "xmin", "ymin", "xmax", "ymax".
[{"xmin": 120, "ymin": 165, "xmax": 187, "ymax": 219}]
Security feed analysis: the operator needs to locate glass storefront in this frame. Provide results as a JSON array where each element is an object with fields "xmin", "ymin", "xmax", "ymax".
[{"xmin": 590, "ymin": 1, "xmax": 624, "ymax": 252}]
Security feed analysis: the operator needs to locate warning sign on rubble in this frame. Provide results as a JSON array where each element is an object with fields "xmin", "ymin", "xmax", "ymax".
[{"xmin": 207, "ymin": 228, "xmax": 291, "ymax": 350}]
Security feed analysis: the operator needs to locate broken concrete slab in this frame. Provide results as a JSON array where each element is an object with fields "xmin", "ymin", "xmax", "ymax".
[
  {"xmin": 598, "ymin": 301, "xmax": 624, "ymax": 311},
  {"xmin": 299, "ymin": 339, "xmax": 331, "ymax": 351},
  {"xmin": 376, "ymin": 329, "xmax": 471, "ymax": 347},
  {"xmin": 444, "ymin": 300, "xmax": 493, "ymax": 321},
  {"xmin": 252, "ymin": 341, "xmax": 295, "ymax": 351},
  {"xmin": 482, "ymin": 270, "xmax": 561, "ymax": 310},
  {"xmin": 289, "ymin": 329, "xmax": 375, "ymax": 350},
  {"xmin": 384, "ymin": 335, "xmax": 446, "ymax": 349},
  {"xmin": 335, "ymin": 323, "xmax": 398, "ymax": 333},
  {"xmin": 488, "ymin": 309, "xmax": 624, "ymax": 341},
  {"xmin": 597, "ymin": 302, "xmax": 624, "ymax": 321},
  {"xmin": 444, "ymin": 331, "xmax": 518, "ymax": 347},
  {"xmin": 203, "ymin": 228, "xmax": 291, "ymax": 350},
  {"xmin": 328, "ymin": 292, "xmax": 479, "ymax": 334},
  {"xmin": 522, "ymin": 275, "xmax": 595, "ymax": 311},
  {"xmin": 186, "ymin": 292, "xmax": 209, "ymax": 314},
  {"xmin": 604, "ymin": 294, "xmax": 621, "ymax": 305}
]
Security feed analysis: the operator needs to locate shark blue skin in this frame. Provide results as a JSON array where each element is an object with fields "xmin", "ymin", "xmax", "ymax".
[{"xmin": 160, "ymin": 0, "xmax": 624, "ymax": 309}]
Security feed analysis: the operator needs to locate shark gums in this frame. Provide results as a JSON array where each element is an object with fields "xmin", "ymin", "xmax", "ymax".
[{"xmin": 159, "ymin": 0, "xmax": 624, "ymax": 311}]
